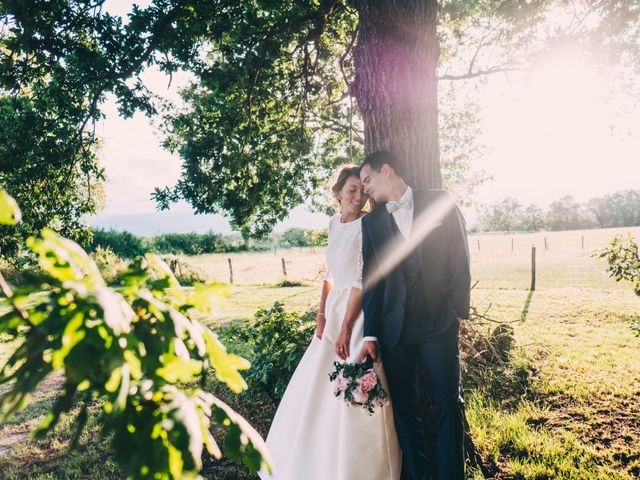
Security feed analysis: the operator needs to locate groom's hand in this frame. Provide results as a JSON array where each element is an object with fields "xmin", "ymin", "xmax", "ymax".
[{"xmin": 359, "ymin": 340, "xmax": 379, "ymax": 363}]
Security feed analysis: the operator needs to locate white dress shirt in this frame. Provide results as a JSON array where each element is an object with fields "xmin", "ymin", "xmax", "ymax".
[
  {"xmin": 363, "ymin": 186, "xmax": 414, "ymax": 345},
  {"xmin": 390, "ymin": 186, "xmax": 414, "ymax": 239}
]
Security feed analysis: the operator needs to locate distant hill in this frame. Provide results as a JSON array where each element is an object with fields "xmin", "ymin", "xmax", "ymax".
[{"xmin": 86, "ymin": 206, "xmax": 331, "ymax": 236}]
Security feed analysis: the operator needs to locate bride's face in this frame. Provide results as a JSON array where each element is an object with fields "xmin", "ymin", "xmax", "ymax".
[{"xmin": 337, "ymin": 176, "xmax": 368, "ymax": 215}]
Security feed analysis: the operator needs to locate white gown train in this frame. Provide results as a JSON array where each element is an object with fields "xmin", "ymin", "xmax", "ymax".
[{"xmin": 260, "ymin": 214, "xmax": 401, "ymax": 480}]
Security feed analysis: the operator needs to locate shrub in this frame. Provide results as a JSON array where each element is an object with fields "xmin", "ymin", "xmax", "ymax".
[
  {"xmin": 596, "ymin": 233, "xmax": 640, "ymax": 295},
  {"xmin": 0, "ymin": 250, "xmax": 40, "ymax": 286},
  {"xmin": 279, "ymin": 228, "xmax": 328, "ymax": 248},
  {"xmin": 275, "ymin": 279, "xmax": 305, "ymax": 288},
  {"xmin": 160, "ymin": 255, "xmax": 209, "ymax": 285},
  {"xmin": 225, "ymin": 302, "xmax": 316, "ymax": 399},
  {"xmin": 596, "ymin": 234, "xmax": 640, "ymax": 335},
  {"xmin": 87, "ymin": 229, "xmax": 147, "ymax": 259},
  {"xmin": 90, "ymin": 247, "xmax": 128, "ymax": 285}
]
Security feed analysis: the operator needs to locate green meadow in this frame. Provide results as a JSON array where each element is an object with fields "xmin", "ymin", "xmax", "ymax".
[{"xmin": 1, "ymin": 226, "xmax": 639, "ymax": 479}]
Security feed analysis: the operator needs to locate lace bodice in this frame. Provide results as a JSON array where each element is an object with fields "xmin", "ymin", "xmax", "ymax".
[{"xmin": 323, "ymin": 214, "xmax": 363, "ymax": 290}]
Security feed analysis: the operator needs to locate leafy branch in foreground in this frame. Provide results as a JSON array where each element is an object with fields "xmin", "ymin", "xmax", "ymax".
[{"xmin": 0, "ymin": 187, "xmax": 270, "ymax": 478}]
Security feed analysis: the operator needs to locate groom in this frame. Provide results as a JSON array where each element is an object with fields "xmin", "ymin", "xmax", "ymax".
[{"xmin": 358, "ymin": 150, "xmax": 471, "ymax": 480}]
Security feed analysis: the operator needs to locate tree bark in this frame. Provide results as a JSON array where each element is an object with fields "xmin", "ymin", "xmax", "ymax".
[
  {"xmin": 352, "ymin": 2, "xmax": 489, "ymax": 476},
  {"xmin": 351, "ymin": 0, "xmax": 441, "ymax": 189}
]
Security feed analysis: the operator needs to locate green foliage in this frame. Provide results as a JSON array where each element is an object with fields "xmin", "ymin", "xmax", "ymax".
[
  {"xmin": 275, "ymin": 279, "xmax": 305, "ymax": 288},
  {"xmin": 596, "ymin": 234, "xmax": 640, "ymax": 296},
  {"xmin": 586, "ymin": 190, "xmax": 640, "ymax": 228},
  {"xmin": 279, "ymin": 228, "xmax": 328, "ymax": 248},
  {"xmin": 224, "ymin": 302, "xmax": 315, "ymax": 399},
  {"xmin": 86, "ymin": 229, "xmax": 270, "ymax": 259},
  {"xmin": 4, "ymin": 1, "xmax": 640, "ymax": 245},
  {"xmin": 90, "ymin": 247, "xmax": 128, "ymax": 285},
  {"xmin": 596, "ymin": 234, "xmax": 640, "ymax": 335},
  {"xmin": 476, "ymin": 190, "xmax": 640, "ymax": 232},
  {"xmin": 88, "ymin": 229, "xmax": 148, "ymax": 260},
  {"xmin": 478, "ymin": 197, "xmax": 529, "ymax": 232},
  {"xmin": 0, "ymin": 189, "xmax": 269, "ymax": 478},
  {"xmin": 0, "ymin": 187, "xmax": 21, "ymax": 225},
  {"xmin": 546, "ymin": 195, "xmax": 595, "ymax": 231},
  {"xmin": 154, "ymin": 2, "xmax": 358, "ymax": 237},
  {"xmin": 159, "ymin": 255, "xmax": 208, "ymax": 286}
]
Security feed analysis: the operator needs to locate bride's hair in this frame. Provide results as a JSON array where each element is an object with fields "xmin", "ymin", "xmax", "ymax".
[
  {"xmin": 331, "ymin": 165, "xmax": 361, "ymax": 196},
  {"xmin": 331, "ymin": 165, "xmax": 374, "ymax": 212}
]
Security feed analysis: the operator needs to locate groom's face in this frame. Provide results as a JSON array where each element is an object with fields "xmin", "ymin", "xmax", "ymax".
[{"xmin": 360, "ymin": 164, "xmax": 392, "ymax": 203}]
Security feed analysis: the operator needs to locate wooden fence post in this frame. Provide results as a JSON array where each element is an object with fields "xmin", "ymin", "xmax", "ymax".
[
  {"xmin": 227, "ymin": 258, "xmax": 234, "ymax": 284},
  {"xmin": 544, "ymin": 237, "xmax": 548, "ymax": 251},
  {"xmin": 581, "ymin": 235, "xmax": 584, "ymax": 249},
  {"xmin": 511, "ymin": 237, "xmax": 514, "ymax": 253},
  {"xmin": 477, "ymin": 239, "xmax": 480, "ymax": 251},
  {"xmin": 531, "ymin": 246, "xmax": 536, "ymax": 291},
  {"xmin": 281, "ymin": 258, "xmax": 287, "ymax": 277}
]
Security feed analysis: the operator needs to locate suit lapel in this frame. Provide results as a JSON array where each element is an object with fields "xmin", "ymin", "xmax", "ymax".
[{"xmin": 368, "ymin": 204, "xmax": 398, "ymax": 255}]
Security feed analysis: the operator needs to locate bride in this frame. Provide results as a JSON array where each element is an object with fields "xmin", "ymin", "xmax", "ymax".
[{"xmin": 260, "ymin": 166, "xmax": 401, "ymax": 480}]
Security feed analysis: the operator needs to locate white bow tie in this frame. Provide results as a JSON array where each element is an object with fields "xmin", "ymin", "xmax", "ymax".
[{"xmin": 386, "ymin": 197, "xmax": 412, "ymax": 214}]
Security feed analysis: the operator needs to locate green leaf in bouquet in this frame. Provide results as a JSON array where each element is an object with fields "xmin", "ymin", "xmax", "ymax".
[{"xmin": 0, "ymin": 187, "xmax": 21, "ymax": 225}]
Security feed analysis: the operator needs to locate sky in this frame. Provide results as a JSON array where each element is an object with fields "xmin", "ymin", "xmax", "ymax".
[{"xmin": 89, "ymin": 2, "xmax": 640, "ymax": 235}]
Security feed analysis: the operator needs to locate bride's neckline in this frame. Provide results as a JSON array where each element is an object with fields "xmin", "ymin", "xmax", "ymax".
[{"xmin": 338, "ymin": 213, "xmax": 365, "ymax": 224}]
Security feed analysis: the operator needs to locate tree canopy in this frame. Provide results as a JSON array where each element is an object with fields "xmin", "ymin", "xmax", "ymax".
[{"xmin": 2, "ymin": 1, "xmax": 640, "ymax": 241}]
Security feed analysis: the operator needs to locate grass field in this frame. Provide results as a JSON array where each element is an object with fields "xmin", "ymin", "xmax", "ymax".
[{"xmin": 1, "ymin": 226, "xmax": 639, "ymax": 479}]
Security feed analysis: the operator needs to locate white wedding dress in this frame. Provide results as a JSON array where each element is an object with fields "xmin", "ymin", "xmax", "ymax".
[{"xmin": 260, "ymin": 214, "xmax": 401, "ymax": 480}]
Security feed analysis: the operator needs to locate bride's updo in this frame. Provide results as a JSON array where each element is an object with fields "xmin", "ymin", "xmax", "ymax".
[{"xmin": 331, "ymin": 165, "xmax": 361, "ymax": 198}]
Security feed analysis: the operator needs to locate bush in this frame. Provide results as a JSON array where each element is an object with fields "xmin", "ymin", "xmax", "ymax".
[
  {"xmin": 87, "ymin": 229, "xmax": 147, "ymax": 259},
  {"xmin": 596, "ymin": 233, "xmax": 640, "ymax": 295},
  {"xmin": 596, "ymin": 234, "xmax": 640, "ymax": 335},
  {"xmin": 159, "ymin": 255, "xmax": 209, "ymax": 285},
  {"xmin": 90, "ymin": 247, "xmax": 129, "ymax": 285},
  {"xmin": 275, "ymin": 279, "xmax": 305, "ymax": 288},
  {"xmin": 279, "ymin": 228, "xmax": 328, "ymax": 248},
  {"xmin": 224, "ymin": 302, "xmax": 316, "ymax": 399},
  {"xmin": 0, "ymin": 250, "xmax": 41, "ymax": 286}
]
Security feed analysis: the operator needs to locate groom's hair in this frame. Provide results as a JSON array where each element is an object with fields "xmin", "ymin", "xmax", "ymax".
[{"xmin": 360, "ymin": 150, "xmax": 404, "ymax": 177}]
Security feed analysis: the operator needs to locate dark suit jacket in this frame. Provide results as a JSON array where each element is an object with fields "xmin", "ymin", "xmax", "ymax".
[{"xmin": 361, "ymin": 189, "xmax": 471, "ymax": 348}]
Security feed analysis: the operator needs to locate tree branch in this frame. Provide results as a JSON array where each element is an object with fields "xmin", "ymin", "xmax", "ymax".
[{"xmin": 438, "ymin": 63, "xmax": 521, "ymax": 81}]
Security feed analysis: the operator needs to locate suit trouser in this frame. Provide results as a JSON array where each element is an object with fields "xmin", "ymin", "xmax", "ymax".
[{"xmin": 381, "ymin": 325, "xmax": 465, "ymax": 480}]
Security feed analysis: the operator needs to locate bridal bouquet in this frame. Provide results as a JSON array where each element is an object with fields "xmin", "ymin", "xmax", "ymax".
[{"xmin": 328, "ymin": 359, "xmax": 389, "ymax": 415}]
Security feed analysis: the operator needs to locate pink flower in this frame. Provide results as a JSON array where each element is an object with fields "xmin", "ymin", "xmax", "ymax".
[
  {"xmin": 335, "ymin": 373, "xmax": 349, "ymax": 392},
  {"xmin": 357, "ymin": 371, "xmax": 378, "ymax": 393},
  {"xmin": 351, "ymin": 387, "xmax": 369, "ymax": 404}
]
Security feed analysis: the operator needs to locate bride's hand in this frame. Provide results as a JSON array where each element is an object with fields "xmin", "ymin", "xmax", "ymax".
[
  {"xmin": 315, "ymin": 312, "xmax": 326, "ymax": 339},
  {"xmin": 335, "ymin": 324, "xmax": 352, "ymax": 360}
]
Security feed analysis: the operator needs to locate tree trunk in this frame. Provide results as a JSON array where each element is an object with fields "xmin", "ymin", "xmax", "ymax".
[
  {"xmin": 352, "ymin": 1, "xmax": 488, "ymax": 476},
  {"xmin": 352, "ymin": 0, "xmax": 441, "ymax": 189}
]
